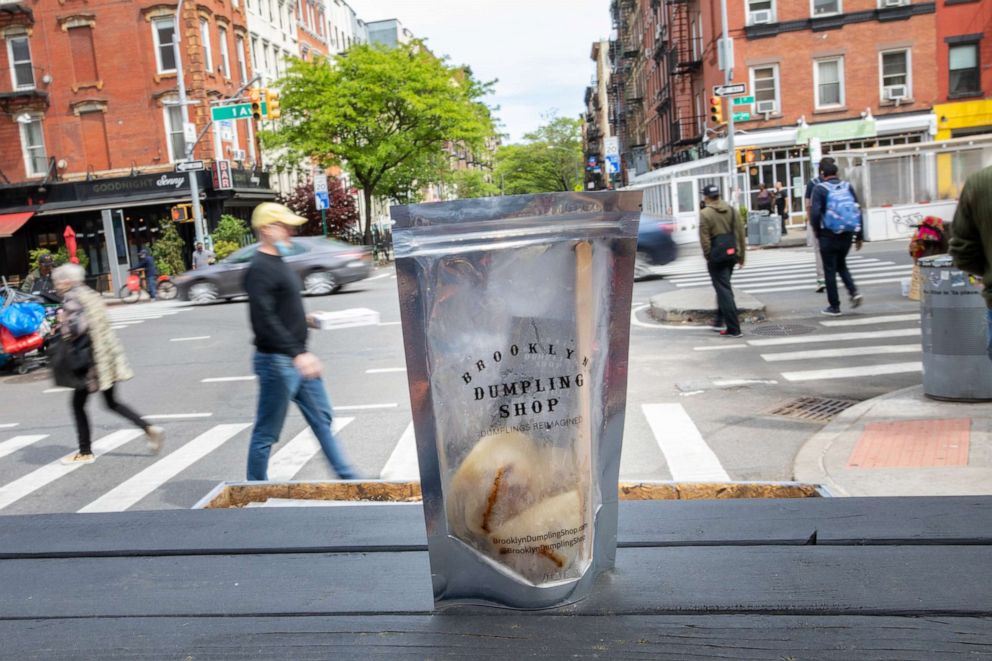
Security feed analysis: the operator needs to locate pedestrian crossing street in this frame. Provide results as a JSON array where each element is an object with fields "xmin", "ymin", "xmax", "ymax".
[
  {"xmin": 657, "ymin": 250, "xmax": 912, "ymax": 295},
  {"xmin": 106, "ymin": 301, "xmax": 192, "ymax": 330},
  {"xmin": 695, "ymin": 312, "xmax": 923, "ymax": 383}
]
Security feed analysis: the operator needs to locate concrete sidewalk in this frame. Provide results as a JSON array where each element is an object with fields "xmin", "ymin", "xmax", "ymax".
[{"xmin": 795, "ymin": 385, "xmax": 992, "ymax": 497}]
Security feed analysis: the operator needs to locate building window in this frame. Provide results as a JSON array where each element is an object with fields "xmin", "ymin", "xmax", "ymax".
[
  {"xmin": 151, "ymin": 17, "xmax": 177, "ymax": 74},
  {"xmin": 236, "ymin": 35, "xmax": 248, "ymax": 82},
  {"xmin": 218, "ymin": 26, "xmax": 231, "ymax": 78},
  {"xmin": 200, "ymin": 18, "xmax": 213, "ymax": 73},
  {"xmin": 746, "ymin": 0, "xmax": 775, "ymax": 24},
  {"xmin": 250, "ymin": 36, "xmax": 259, "ymax": 69},
  {"xmin": 277, "ymin": 0, "xmax": 284, "ymax": 29},
  {"xmin": 949, "ymin": 43, "xmax": 980, "ymax": 96},
  {"xmin": 750, "ymin": 64, "xmax": 780, "ymax": 113},
  {"xmin": 262, "ymin": 42, "xmax": 271, "ymax": 75},
  {"xmin": 267, "ymin": 0, "xmax": 274, "ymax": 22},
  {"xmin": 19, "ymin": 117, "xmax": 47, "ymax": 176},
  {"xmin": 814, "ymin": 57, "xmax": 844, "ymax": 108},
  {"xmin": 880, "ymin": 49, "xmax": 911, "ymax": 100},
  {"xmin": 164, "ymin": 105, "xmax": 186, "ymax": 162},
  {"xmin": 812, "ymin": 0, "xmax": 841, "ymax": 16},
  {"xmin": 7, "ymin": 36, "xmax": 35, "ymax": 89}
]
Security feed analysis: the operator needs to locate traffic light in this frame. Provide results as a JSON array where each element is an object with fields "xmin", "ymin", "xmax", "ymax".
[
  {"xmin": 170, "ymin": 204, "xmax": 192, "ymax": 222},
  {"xmin": 709, "ymin": 96, "xmax": 724, "ymax": 125},
  {"xmin": 264, "ymin": 89, "xmax": 280, "ymax": 120},
  {"xmin": 735, "ymin": 149, "xmax": 745, "ymax": 169},
  {"xmin": 248, "ymin": 87, "xmax": 262, "ymax": 120}
]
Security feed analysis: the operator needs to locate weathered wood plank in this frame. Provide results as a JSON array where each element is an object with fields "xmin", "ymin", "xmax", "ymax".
[
  {"xmin": 2, "ymin": 546, "xmax": 989, "ymax": 619},
  {"xmin": 2, "ymin": 615, "xmax": 989, "ymax": 660},
  {"xmin": 3, "ymin": 497, "xmax": 989, "ymax": 559}
]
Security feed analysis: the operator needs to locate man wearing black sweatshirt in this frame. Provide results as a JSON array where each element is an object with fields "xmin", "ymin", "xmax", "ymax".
[
  {"xmin": 810, "ymin": 161, "xmax": 864, "ymax": 317},
  {"xmin": 243, "ymin": 202, "xmax": 358, "ymax": 481}
]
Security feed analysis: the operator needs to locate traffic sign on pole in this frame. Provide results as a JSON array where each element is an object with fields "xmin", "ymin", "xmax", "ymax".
[
  {"xmin": 211, "ymin": 103, "xmax": 267, "ymax": 121},
  {"xmin": 732, "ymin": 96, "xmax": 755, "ymax": 105},
  {"xmin": 175, "ymin": 160, "xmax": 205, "ymax": 173},
  {"xmin": 732, "ymin": 111, "xmax": 751, "ymax": 122},
  {"xmin": 713, "ymin": 83, "xmax": 747, "ymax": 97}
]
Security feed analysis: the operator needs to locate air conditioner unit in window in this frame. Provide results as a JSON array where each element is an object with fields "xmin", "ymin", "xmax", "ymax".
[
  {"xmin": 883, "ymin": 85, "xmax": 908, "ymax": 101},
  {"xmin": 231, "ymin": 149, "xmax": 246, "ymax": 161},
  {"xmin": 755, "ymin": 100, "xmax": 776, "ymax": 114},
  {"xmin": 749, "ymin": 10, "xmax": 773, "ymax": 25},
  {"xmin": 881, "ymin": 0, "xmax": 906, "ymax": 7}
]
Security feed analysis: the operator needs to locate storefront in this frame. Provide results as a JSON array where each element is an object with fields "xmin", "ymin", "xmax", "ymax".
[{"xmin": 0, "ymin": 166, "xmax": 275, "ymax": 289}]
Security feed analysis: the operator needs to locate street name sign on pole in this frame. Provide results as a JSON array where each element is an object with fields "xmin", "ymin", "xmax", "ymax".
[
  {"xmin": 175, "ymin": 160, "xmax": 205, "ymax": 173},
  {"xmin": 713, "ymin": 83, "xmax": 746, "ymax": 97},
  {"xmin": 732, "ymin": 96, "xmax": 755, "ymax": 105},
  {"xmin": 313, "ymin": 173, "xmax": 329, "ymax": 235},
  {"xmin": 733, "ymin": 112, "xmax": 751, "ymax": 122}
]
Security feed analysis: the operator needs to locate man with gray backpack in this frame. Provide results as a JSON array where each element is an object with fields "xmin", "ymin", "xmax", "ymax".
[{"xmin": 810, "ymin": 161, "xmax": 864, "ymax": 316}]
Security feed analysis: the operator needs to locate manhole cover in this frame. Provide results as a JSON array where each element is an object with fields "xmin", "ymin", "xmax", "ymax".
[
  {"xmin": 768, "ymin": 397, "xmax": 859, "ymax": 423},
  {"xmin": 751, "ymin": 323, "xmax": 817, "ymax": 337}
]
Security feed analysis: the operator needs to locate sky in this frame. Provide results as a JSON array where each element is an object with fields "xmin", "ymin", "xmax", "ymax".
[{"xmin": 347, "ymin": 0, "xmax": 613, "ymax": 143}]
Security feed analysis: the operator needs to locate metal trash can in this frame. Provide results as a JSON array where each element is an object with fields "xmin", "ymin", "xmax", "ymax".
[
  {"xmin": 747, "ymin": 210, "xmax": 767, "ymax": 246},
  {"xmin": 760, "ymin": 214, "xmax": 782, "ymax": 245},
  {"xmin": 920, "ymin": 255, "xmax": 992, "ymax": 401}
]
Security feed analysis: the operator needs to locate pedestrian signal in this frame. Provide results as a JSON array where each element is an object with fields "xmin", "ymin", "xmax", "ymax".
[
  {"xmin": 248, "ymin": 87, "xmax": 262, "ymax": 120},
  {"xmin": 264, "ymin": 89, "xmax": 280, "ymax": 120},
  {"xmin": 170, "ymin": 204, "xmax": 192, "ymax": 222},
  {"xmin": 709, "ymin": 96, "xmax": 724, "ymax": 125}
]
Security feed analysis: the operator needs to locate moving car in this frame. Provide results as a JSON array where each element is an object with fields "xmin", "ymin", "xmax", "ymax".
[
  {"xmin": 635, "ymin": 213, "xmax": 678, "ymax": 280},
  {"xmin": 174, "ymin": 237, "xmax": 373, "ymax": 304}
]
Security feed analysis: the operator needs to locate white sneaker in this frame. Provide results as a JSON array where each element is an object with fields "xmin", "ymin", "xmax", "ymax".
[
  {"xmin": 146, "ymin": 425, "xmax": 165, "ymax": 454},
  {"xmin": 61, "ymin": 452, "xmax": 95, "ymax": 465}
]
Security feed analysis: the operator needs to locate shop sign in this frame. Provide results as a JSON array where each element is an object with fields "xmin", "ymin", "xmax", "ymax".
[{"xmin": 76, "ymin": 172, "xmax": 190, "ymax": 201}]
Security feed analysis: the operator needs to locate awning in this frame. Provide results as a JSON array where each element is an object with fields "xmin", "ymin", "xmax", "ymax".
[
  {"xmin": 0, "ymin": 211, "xmax": 33, "ymax": 238},
  {"xmin": 33, "ymin": 192, "xmax": 200, "ymax": 216}
]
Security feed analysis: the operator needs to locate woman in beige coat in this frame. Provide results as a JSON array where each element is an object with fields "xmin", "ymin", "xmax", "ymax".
[{"xmin": 53, "ymin": 264, "xmax": 165, "ymax": 464}]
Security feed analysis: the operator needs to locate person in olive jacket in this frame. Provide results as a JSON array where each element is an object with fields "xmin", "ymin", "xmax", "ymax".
[
  {"xmin": 949, "ymin": 163, "xmax": 992, "ymax": 360},
  {"xmin": 699, "ymin": 184, "xmax": 747, "ymax": 338}
]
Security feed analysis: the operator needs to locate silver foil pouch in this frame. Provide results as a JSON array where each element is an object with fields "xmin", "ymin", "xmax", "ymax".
[{"xmin": 392, "ymin": 191, "xmax": 641, "ymax": 609}]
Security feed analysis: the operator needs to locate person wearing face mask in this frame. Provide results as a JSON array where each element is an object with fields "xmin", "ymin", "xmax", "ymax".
[{"xmin": 242, "ymin": 202, "xmax": 359, "ymax": 481}]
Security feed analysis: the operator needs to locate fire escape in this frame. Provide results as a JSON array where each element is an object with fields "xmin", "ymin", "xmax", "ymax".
[{"xmin": 665, "ymin": 0, "xmax": 703, "ymax": 158}]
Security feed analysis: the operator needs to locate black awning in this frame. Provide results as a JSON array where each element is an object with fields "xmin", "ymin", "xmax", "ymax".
[{"xmin": 33, "ymin": 192, "xmax": 201, "ymax": 216}]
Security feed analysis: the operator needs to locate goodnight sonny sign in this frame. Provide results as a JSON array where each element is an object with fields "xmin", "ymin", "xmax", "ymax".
[{"xmin": 393, "ymin": 191, "xmax": 641, "ymax": 609}]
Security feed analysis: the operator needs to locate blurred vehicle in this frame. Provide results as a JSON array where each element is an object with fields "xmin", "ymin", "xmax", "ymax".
[
  {"xmin": 635, "ymin": 213, "xmax": 678, "ymax": 280},
  {"xmin": 174, "ymin": 237, "xmax": 373, "ymax": 304}
]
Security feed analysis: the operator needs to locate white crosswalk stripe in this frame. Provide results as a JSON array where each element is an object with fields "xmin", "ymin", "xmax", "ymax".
[
  {"xmin": 268, "ymin": 418, "xmax": 355, "ymax": 481},
  {"xmin": 642, "ymin": 403, "xmax": 729, "ymax": 481},
  {"xmin": 105, "ymin": 302, "xmax": 192, "ymax": 328},
  {"xmin": 0, "ymin": 434, "xmax": 47, "ymax": 460}
]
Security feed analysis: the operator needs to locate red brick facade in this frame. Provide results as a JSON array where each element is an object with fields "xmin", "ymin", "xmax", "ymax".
[
  {"xmin": 935, "ymin": 0, "xmax": 991, "ymax": 101},
  {"xmin": 0, "ymin": 0, "xmax": 254, "ymax": 185}
]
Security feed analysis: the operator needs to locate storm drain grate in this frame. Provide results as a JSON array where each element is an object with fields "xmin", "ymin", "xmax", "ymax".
[
  {"xmin": 768, "ymin": 397, "xmax": 860, "ymax": 423},
  {"xmin": 751, "ymin": 323, "xmax": 817, "ymax": 337}
]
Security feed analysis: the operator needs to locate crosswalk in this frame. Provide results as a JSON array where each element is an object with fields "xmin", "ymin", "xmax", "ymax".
[
  {"xmin": 659, "ymin": 251, "xmax": 912, "ymax": 295},
  {"xmin": 106, "ymin": 301, "xmax": 192, "ymax": 330},
  {"xmin": 695, "ymin": 312, "xmax": 923, "ymax": 383}
]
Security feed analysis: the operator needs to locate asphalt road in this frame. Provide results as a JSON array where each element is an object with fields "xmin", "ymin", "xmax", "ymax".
[{"xmin": 0, "ymin": 238, "xmax": 921, "ymax": 515}]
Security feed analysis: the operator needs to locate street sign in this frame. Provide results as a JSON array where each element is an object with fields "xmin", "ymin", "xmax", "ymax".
[
  {"xmin": 313, "ymin": 173, "xmax": 328, "ymax": 193},
  {"xmin": 732, "ymin": 111, "xmax": 751, "ymax": 121},
  {"xmin": 183, "ymin": 122, "xmax": 197, "ymax": 144},
  {"xmin": 175, "ymin": 160, "xmax": 205, "ymax": 173},
  {"xmin": 211, "ymin": 103, "xmax": 254, "ymax": 121},
  {"xmin": 713, "ymin": 83, "xmax": 747, "ymax": 97},
  {"xmin": 211, "ymin": 160, "xmax": 233, "ymax": 190},
  {"xmin": 732, "ymin": 96, "xmax": 755, "ymax": 106},
  {"xmin": 315, "ymin": 191, "xmax": 329, "ymax": 210}
]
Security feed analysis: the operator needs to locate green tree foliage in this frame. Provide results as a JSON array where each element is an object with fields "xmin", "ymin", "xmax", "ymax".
[
  {"xmin": 277, "ymin": 177, "xmax": 360, "ymax": 238},
  {"xmin": 29, "ymin": 247, "xmax": 90, "ymax": 271},
  {"xmin": 449, "ymin": 169, "xmax": 500, "ymax": 199},
  {"xmin": 151, "ymin": 220, "xmax": 186, "ymax": 276},
  {"xmin": 262, "ymin": 43, "xmax": 494, "ymax": 243},
  {"xmin": 212, "ymin": 215, "xmax": 250, "ymax": 246},
  {"xmin": 495, "ymin": 116, "xmax": 584, "ymax": 195}
]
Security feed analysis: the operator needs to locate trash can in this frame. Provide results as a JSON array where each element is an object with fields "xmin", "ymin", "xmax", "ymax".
[
  {"xmin": 760, "ymin": 214, "xmax": 782, "ymax": 245},
  {"xmin": 747, "ymin": 210, "xmax": 767, "ymax": 246},
  {"xmin": 920, "ymin": 255, "xmax": 992, "ymax": 401}
]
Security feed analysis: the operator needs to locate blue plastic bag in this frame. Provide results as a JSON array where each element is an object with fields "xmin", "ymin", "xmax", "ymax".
[{"xmin": 0, "ymin": 302, "xmax": 46, "ymax": 337}]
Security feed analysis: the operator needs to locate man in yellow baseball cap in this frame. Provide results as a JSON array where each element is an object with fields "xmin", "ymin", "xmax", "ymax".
[{"xmin": 243, "ymin": 202, "xmax": 358, "ymax": 481}]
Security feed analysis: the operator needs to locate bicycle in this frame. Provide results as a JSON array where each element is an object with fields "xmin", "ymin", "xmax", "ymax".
[{"xmin": 118, "ymin": 269, "xmax": 177, "ymax": 304}]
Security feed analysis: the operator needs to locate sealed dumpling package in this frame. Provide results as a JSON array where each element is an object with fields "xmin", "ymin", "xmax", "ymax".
[{"xmin": 393, "ymin": 191, "xmax": 641, "ymax": 609}]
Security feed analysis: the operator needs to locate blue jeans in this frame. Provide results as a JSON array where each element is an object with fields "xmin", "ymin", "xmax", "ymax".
[
  {"xmin": 147, "ymin": 275, "xmax": 157, "ymax": 299},
  {"xmin": 247, "ymin": 352, "xmax": 358, "ymax": 481}
]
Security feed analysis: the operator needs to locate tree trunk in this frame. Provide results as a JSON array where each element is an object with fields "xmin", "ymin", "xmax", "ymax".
[{"xmin": 362, "ymin": 187, "xmax": 374, "ymax": 246}]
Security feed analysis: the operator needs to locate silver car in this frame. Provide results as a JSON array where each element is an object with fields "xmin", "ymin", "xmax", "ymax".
[{"xmin": 174, "ymin": 237, "xmax": 374, "ymax": 304}]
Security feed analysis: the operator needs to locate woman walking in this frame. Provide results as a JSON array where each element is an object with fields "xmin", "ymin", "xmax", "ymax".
[{"xmin": 52, "ymin": 264, "xmax": 164, "ymax": 465}]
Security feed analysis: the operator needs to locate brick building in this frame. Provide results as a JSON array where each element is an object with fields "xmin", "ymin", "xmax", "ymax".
[
  {"xmin": 932, "ymin": 0, "xmax": 992, "ymax": 140},
  {"xmin": 0, "ymin": 0, "xmax": 273, "ymax": 284}
]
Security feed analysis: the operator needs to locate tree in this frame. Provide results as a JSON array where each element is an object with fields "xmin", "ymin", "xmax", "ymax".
[
  {"xmin": 277, "ymin": 177, "xmax": 360, "ymax": 238},
  {"xmin": 151, "ymin": 220, "xmax": 186, "ymax": 276},
  {"xmin": 449, "ymin": 169, "xmax": 500, "ymax": 199},
  {"xmin": 211, "ymin": 215, "xmax": 250, "ymax": 260},
  {"xmin": 495, "ymin": 115, "xmax": 584, "ymax": 195},
  {"xmin": 262, "ymin": 42, "xmax": 494, "ymax": 243}
]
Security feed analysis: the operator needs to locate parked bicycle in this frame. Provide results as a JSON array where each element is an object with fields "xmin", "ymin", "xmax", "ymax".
[{"xmin": 119, "ymin": 269, "xmax": 177, "ymax": 304}]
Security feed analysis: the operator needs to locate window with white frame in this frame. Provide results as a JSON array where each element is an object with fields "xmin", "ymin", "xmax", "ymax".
[
  {"xmin": 750, "ymin": 64, "xmax": 780, "ymax": 113},
  {"xmin": 262, "ymin": 41, "xmax": 271, "ymax": 74},
  {"xmin": 746, "ymin": 0, "xmax": 775, "ymax": 24},
  {"xmin": 218, "ymin": 27, "xmax": 231, "ymax": 78},
  {"xmin": 812, "ymin": 0, "xmax": 841, "ymax": 16},
  {"xmin": 250, "ymin": 36, "xmax": 259, "ymax": 69},
  {"xmin": 151, "ymin": 17, "xmax": 177, "ymax": 74},
  {"xmin": 7, "ymin": 35, "xmax": 35, "ymax": 89},
  {"xmin": 164, "ymin": 105, "xmax": 186, "ymax": 162},
  {"xmin": 200, "ymin": 18, "xmax": 213, "ymax": 73},
  {"xmin": 878, "ymin": 0, "xmax": 908, "ymax": 6},
  {"xmin": 814, "ymin": 57, "xmax": 844, "ymax": 108},
  {"xmin": 19, "ymin": 117, "xmax": 46, "ymax": 176},
  {"xmin": 277, "ymin": 1, "xmax": 284, "ymax": 30},
  {"xmin": 236, "ymin": 35, "xmax": 248, "ymax": 82},
  {"xmin": 267, "ymin": 0, "xmax": 274, "ymax": 22},
  {"xmin": 880, "ymin": 49, "xmax": 911, "ymax": 100}
]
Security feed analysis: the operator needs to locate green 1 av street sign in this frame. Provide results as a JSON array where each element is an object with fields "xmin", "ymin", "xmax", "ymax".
[
  {"xmin": 732, "ymin": 96, "xmax": 755, "ymax": 106},
  {"xmin": 210, "ymin": 102, "xmax": 267, "ymax": 121},
  {"xmin": 732, "ymin": 111, "xmax": 751, "ymax": 121}
]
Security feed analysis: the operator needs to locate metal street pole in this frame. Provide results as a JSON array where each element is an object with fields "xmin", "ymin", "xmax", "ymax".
[
  {"xmin": 172, "ymin": 0, "xmax": 207, "ymax": 248},
  {"xmin": 720, "ymin": 0, "xmax": 737, "ymax": 205}
]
